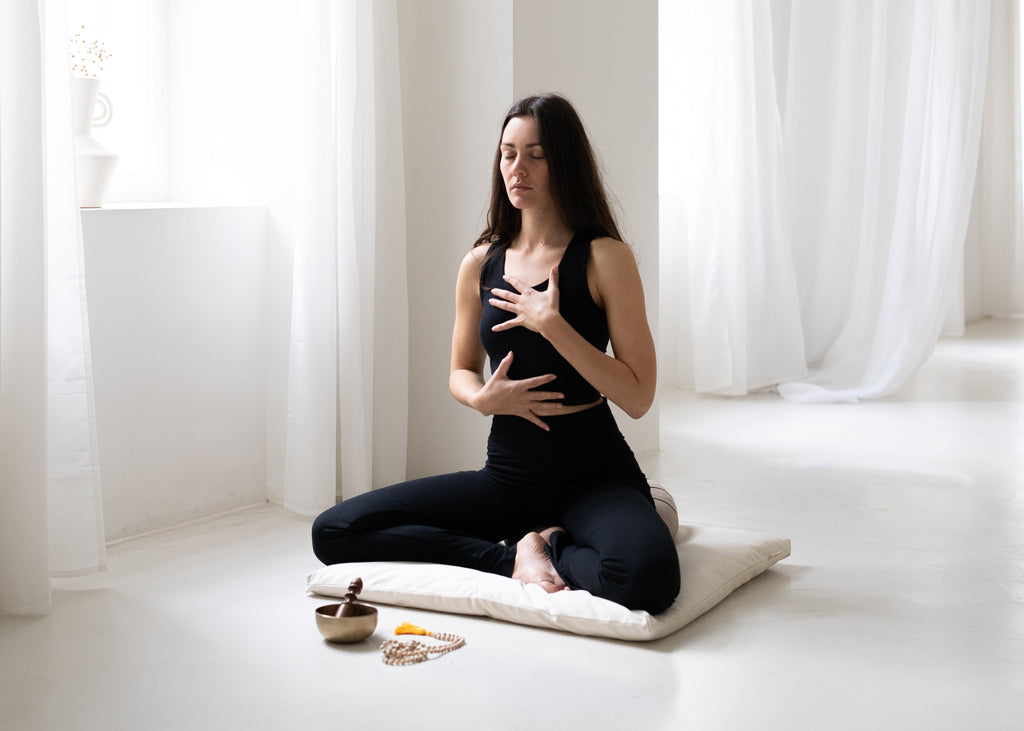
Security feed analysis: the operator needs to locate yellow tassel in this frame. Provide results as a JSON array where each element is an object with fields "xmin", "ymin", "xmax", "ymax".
[{"xmin": 394, "ymin": 621, "xmax": 431, "ymax": 636}]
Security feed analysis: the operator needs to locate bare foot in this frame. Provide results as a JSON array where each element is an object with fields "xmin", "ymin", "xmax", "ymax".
[
  {"xmin": 538, "ymin": 526, "xmax": 565, "ymax": 545},
  {"xmin": 512, "ymin": 532, "xmax": 567, "ymax": 593}
]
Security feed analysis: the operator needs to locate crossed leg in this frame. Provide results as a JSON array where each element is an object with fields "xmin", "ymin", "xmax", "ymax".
[
  {"xmin": 312, "ymin": 470, "xmax": 541, "ymax": 576},
  {"xmin": 545, "ymin": 484, "xmax": 680, "ymax": 613}
]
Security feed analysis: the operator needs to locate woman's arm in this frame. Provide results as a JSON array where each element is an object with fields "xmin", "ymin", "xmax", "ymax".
[
  {"xmin": 448, "ymin": 248, "xmax": 490, "ymax": 405},
  {"xmin": 488, "ymin": 238, "xmax": 656, "ymax": 418},
  {"xmin": 449, "ymin": 248, "xmax": 565, "ymax": 430}
]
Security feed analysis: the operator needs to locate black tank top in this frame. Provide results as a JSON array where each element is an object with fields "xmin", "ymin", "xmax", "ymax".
[{"xmin": 478, "ymin": 234, "xmax": 609, "ymax": 406}]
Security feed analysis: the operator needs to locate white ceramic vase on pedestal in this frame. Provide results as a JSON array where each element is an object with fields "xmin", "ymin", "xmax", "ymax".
[{"xmin": 71, "ymin": 77, "xmax": 118, "ymax": 208}]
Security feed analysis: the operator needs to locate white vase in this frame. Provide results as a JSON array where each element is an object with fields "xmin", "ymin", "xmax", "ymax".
[{"xmin": 71, "ymin": 78, "xmax": 118, "ymax": 208}]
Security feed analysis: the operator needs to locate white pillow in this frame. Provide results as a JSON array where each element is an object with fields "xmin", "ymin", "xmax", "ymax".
[{"xmin": 306, "ymin": 523, "xmax": 790, "ymax": 642}]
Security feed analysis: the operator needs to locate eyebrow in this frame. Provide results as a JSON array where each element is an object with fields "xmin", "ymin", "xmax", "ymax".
[{"xmin": 500, "ymin": 142, "xmax": 543, "ymax": 148}]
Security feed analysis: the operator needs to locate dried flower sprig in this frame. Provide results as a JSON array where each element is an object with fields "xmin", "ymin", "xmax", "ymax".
[{"xmin": 70, "ymin": 26, "xmax": 112, "ymax": 78}]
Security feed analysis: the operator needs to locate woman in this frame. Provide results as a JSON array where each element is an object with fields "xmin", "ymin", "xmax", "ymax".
[{"xmin": 312, "ymin": 93, "xmax": 679, "ymax": 613}]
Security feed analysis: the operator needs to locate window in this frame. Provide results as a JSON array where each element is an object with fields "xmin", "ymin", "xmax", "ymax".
[
  {"xmin": 68, "ymin": 0, "xmax": 294, "ymax": 205},
  {"xmin": 68, "ymin": 0, "xmax": 167, "ymax": 202}
]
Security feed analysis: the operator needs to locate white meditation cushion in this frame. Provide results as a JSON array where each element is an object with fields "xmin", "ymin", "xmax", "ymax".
[{"xmin": 307, "ymin": 523, "xmax": 790, "ymax": 642}]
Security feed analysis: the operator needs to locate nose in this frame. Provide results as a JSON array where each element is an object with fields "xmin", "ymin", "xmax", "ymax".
[{"xmin": 509, "ymin": 155, "xmax": 527, "ymax": 178}]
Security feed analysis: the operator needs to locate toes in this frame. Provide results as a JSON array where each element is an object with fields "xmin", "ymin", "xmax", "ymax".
[
  {"xmin": 512, "ymin": 532, "xmax": 567, "ymax": 592},
  {"xmin": 538, "ymin": 526, "xmax": 565, "ymax": 545}
]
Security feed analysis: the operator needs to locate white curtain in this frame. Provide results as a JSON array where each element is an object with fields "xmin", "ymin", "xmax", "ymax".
[
  {"xmin": 276, "ymin": 0, "xmax": 409, "ymax": 516},
  {"xmin": 661, "ymin": 0, "xmax": 996, "ymax": 403},
  {"xmin": 659, "ymin": 1, "xmax": 807, "ymax": 395},
  {"xmin": 0, "ymin": 0, "xmax": 409, "ymax": 612},
  {"xmin": 0, "ymin": 0, "xmax": 105, "ymax": 615}
]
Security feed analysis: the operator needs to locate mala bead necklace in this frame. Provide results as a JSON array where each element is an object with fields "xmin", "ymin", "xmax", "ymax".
[{"xmin": 381, "ymin": 622, "xmax": 466, "ymax": 666}]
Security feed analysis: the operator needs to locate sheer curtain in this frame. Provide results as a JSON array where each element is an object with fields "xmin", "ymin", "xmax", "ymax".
[
  {"xmin": 661, "ymin": 0, "xmax": 994, "ymax": 403},
  {"xmin": 659, "ymin": 1, "xmax": 807, "ymax": 394},
  {"xmin": 1, "ymin": 0, "xmax": 105, "ymax": 615},
  {"xmin": 276, "ymin": 0, "xmax": 408, "ymax": 516},
  {"xmin": 0, "ymin": 0, "xmax": 408, "ymax": 612}
]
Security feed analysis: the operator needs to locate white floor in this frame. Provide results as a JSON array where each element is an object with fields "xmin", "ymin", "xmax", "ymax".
[{"xmin": 2, "ymin": 318, "xmax": 1022, "ymax": 730}]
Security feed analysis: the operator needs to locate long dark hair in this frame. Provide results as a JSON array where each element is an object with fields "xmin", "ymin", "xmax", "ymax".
[{"xmin": 473, "ymin": 93, "xmax": 623, "ymax": 254}]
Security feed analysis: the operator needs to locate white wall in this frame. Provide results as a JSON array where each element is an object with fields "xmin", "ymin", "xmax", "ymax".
[
  {"xmin": 512, "ymin": 0, "xmax": 660, "ymax": 455},
  {"xmin": 964, "ymin": 0, "xmax": 1024, "ymax": 322},
  {"xmin": 82, "ymin": 206, "xmax": 267, "ymax": 540},
  {"xmin": 398, "ymin": 0, "xmax": 514, "ymax": 477},
  {"xmin": 398, "ymin": 0, "xmax": 660, "ymax": 476}
]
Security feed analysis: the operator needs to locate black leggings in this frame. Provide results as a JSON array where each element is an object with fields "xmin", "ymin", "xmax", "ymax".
[{"xmin": 311, "ymin": 402, "xmax": 680, "ymax": 613}]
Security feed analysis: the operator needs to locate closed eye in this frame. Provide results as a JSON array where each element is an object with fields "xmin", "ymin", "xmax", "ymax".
[{"xmin": 501, "ymin": 143, "xmax": 544, "ymax": 155}]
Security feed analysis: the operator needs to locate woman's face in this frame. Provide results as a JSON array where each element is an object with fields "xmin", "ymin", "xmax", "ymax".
[{"xmin": 500, "ymin": 115, "xmax": 554, "ymax": 212}]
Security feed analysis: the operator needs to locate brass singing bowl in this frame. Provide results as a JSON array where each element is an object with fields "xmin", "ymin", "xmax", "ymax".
[{"xmin": 315, "ymin": 603, "xmax": 378, "ymax": 643}]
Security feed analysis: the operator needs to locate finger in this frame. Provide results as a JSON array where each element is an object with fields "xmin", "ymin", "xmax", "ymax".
[
  {"xmin": 501, "ymin": 274, "xmax": 525, "ymax": 291},
  {"xmin": 494, "ymin": 350, "xmax": 514, "ymax": 377},
  {"xmin": 531, "ymin": 402, "xmax": 566, "ymax": 416},
  {"xmin": 528, "ymin": 392, "xmax": 564, "ymax": 404},
  {"xmin": 523, "ymin": 411, "xmax": 551, "ymax": 431},
  {"xmin": 490, "ymin": 287, "xmax": 519, "ymax": 302},
  {"xmin": 519, "ymin": 374, "xmax": 558, "ymax": 388},
  {"xmin": 549, "ymin": 264, "xmax": 559, "ymax": 291},
  {"xmin": 491, "ymin": 317, "xmax": 523, "ymax": 332},
  {"xmin": 488, "ymin": 297, "xmax": 515, "ymax": 312}
]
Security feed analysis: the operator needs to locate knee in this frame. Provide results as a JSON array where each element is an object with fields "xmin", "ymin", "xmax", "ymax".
[
  {"xmin": 311, "ymin": 506, "xmax": 356, "ymax": 565},
  {"xmin": 310, "ymin": 512, "xmax": 334, "ymax": 565},
  {"xmin": 600, "ymin": 546, "xmax": 680, "ymax": 614},
  {"xmin": 640, "ymin": 552, "xmax": 682, "ymax": 614}
]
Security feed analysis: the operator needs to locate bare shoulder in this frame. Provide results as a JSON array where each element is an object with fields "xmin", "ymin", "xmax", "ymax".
[
  {"xmin": 464, "ymin": 245, "xmax": 489, "ymax": 266},
  {"xmin": 455, "ymin": 246, "xmax": 489, "ymax": 310},
  {"xmin": 590, "ymin": 237, "xmax": 639, "ymax": 271},
  {"xmin": 458, "ymin": 245, "xmax": 488, "ymax": 278},
  {"xmin": 469, "ymin": 244, "xmax": 490, "ymax": 263},
  {"xmin": 589, "ymin": 237, "xmax": 642, "ymax": 287},
  {"xmin": 587, "ymin": 237, "xmax": 643, "ymax": 309}
]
